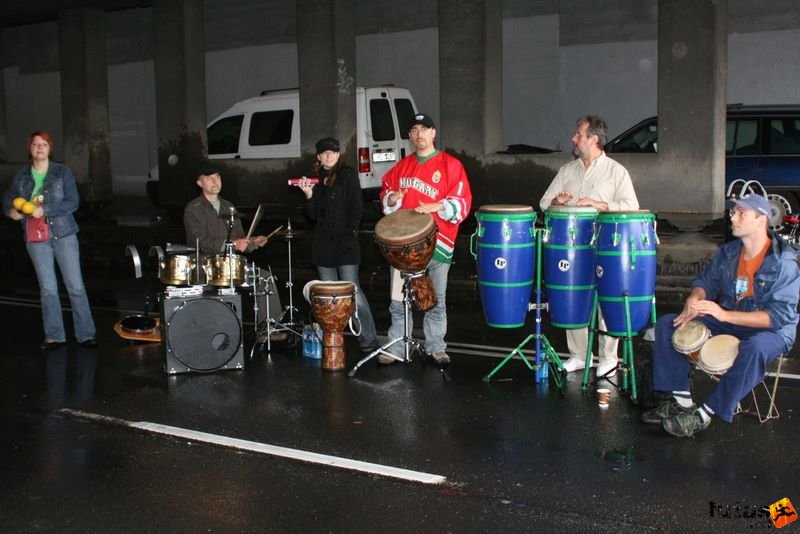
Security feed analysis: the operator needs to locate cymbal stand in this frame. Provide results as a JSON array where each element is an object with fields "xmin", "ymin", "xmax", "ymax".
[
  {"xmin": 253, "ymin": 219, "xmax": 302, "ymax": 355},
  {"xmin": 219, "ymin": 209, "xmax": 237, "ymax": 296},
  {"xmin": 348, "ymin": 270, "xmax": 427, "ymax": 377}
]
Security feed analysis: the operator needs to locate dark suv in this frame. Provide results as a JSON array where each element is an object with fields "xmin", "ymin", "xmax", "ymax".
[{"xmin": 606, "ymin": 105, "xmax": 800, "ymax": 227}]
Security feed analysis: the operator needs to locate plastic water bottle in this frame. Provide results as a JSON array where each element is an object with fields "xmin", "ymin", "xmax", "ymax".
[
  {"xmin": 312, "ymin": 323, "xmax": 323, "ymax": 359},
  {"xmin": 302, "ymin": 325, "xmax": 315, "ymax": 358}
]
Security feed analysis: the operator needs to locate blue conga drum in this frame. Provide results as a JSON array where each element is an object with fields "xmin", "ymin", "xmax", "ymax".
[
  {"xmin": 595, "ymin": 210, "xmax": 657, "ymax": 336},
  {"xmin": 471, "ymin": 205, "xmax": 536, "ymax": 328},
  {"xmin": 543, "ymin": 206, "xmax": 598, "ymax": 329}
]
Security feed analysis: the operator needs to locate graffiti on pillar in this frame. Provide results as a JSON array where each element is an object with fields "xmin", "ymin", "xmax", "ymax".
[{"xmin": 337, "ymin": 59, "xmax": 354, "ymax": 95}]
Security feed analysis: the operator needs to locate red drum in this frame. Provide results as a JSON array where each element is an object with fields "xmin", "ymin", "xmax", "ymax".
[
  {"xmin": 306, "ymin": 281, "xmax": 356, "ymax": 371},
  {"xmin": 374, "ymin": 210, "xmax": 438, "ymax": 311}
]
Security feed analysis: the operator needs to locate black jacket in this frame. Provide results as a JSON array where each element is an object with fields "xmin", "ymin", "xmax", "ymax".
[{"xmin": 303, "ymin": 166, "xmax": 362, "ymax": 267}]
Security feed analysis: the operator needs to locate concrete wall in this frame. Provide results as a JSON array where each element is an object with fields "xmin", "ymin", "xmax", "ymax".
[{"xmin": 2, "ymin": 0, "xmax": 800, "ymax": 210}]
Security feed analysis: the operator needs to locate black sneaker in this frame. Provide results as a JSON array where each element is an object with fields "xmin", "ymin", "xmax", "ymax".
[
  {"xmin": 662, "ymin": 410, "xmax": 711, "ymax": 437},
  {"xmin": 640, "ymin": 400, "xmax": 695, "ymax": 425}
]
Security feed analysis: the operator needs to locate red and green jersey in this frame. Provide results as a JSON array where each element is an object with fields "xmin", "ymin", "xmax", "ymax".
[{"xmin": 380, "ymin": 150, "xmax": 472, "ymax": 263}]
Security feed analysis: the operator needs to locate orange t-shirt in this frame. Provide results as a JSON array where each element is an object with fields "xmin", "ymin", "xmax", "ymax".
[{"xmin": 735, "ymin": 238, "xmax": 771, "ymax": 302}]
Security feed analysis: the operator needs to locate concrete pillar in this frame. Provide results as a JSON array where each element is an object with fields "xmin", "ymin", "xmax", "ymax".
[
  {"xmin": 0, "ymin": 40, "xmax": 6, "ymax": 162},
  {"xmin": 296, "ymin": 0, "xmax": 356, "ymax": 157},
  {"xmin": 58, "ymin": 8, "xmax": 112, "ymax": 202},
  {"xmin": 438, "ymin": 0, "xmax": 503, "ymax": 156},
  {"xmin": 657, "ymin": 0, "xmax": 727, "ymax": 221},
  {"xmin": 153, "ymin": 0, "xmax": 207, "ymax": 212}
]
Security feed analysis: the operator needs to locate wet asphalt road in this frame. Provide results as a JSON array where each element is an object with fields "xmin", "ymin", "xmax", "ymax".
[{"xmin": 0, "ymin": 207, "xmax": 799, "ymax": 532}]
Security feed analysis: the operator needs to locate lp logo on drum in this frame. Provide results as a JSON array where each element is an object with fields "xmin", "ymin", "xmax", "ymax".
[
  {"xmin": 494, "ymin": 257, "xmax": 507, "ymax": 270},
  {"xmin": 558, "ymin": 259, "xmax": 571, "ymax": 272}
]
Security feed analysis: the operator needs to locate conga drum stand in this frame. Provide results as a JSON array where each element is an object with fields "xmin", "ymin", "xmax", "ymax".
[
  {"xmin": 482, "ymin": 228, "xmax": 567, "ymax": 392},
  {"xmin": 580, "ymin": 291, "xmax": 657, "ymax": 403},
  {"xmin": 348, "ymin": 271, "xmax": 427, "ymax": 377}
]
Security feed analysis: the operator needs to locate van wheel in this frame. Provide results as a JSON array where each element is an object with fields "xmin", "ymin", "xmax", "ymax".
[{"xmin": 766, "ymin": 193, "xmax": 793, "ymax": 231}]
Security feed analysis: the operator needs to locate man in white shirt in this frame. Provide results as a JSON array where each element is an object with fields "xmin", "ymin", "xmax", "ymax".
[{"xmin": 539, "ymin": 115, "xmax": 639, "ymax": 376}]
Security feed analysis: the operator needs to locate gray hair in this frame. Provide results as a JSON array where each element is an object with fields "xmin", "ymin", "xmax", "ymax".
[{"xmin": 577, "ymin": 115, "xmax": 608, "ymax": 148}]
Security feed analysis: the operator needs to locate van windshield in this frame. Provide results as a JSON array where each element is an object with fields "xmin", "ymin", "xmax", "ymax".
[{"xmin": 208, "ymin": 115, "xmax": 244, "ymax": 155}]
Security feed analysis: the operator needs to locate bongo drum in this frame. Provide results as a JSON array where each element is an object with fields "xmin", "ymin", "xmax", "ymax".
[
  {"xmin": 543, "ymin": 206, "xmax": 598, "ymax": 329},
  {"xmin": 159, "ymin": 254, "xmax": 196, "ymax": 285},
  {"xmin": 671, "ymin": 320, "xmax": 711, "ymax": 362},
  {"xmin": 595, "ymin": 210, "xmax": 657, "ymax": 335},
  {"xmin": 374, "ymin": 210, "xmax": 438, "ymax": 311},
  {"xmin": 305, "ymin": 281, "xmax": 356, "ymax": 371},
  {"xmin": 697, "ymin": 335, "xmax": 740, "ymax": 375},
  {"xmin": 472, "ymin": 205, "xmax": 536, "ymax": 328},
  {"xmin": 204, "ymin": 253, "xmax": 246, "ymax": 286}
]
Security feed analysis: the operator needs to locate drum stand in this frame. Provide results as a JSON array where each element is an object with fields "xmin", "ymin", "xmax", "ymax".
[
  {"xmin": 252, "ymin": 220, "xmax": 303, "ymax": 356},
  {"xmin": 348, "ymin": 270, "xmax": 430, "ymax": 377},
  {"xmin": 482, "ymin": 229, "xmax": 567, "ymax": 392},
  {"xmin": 579, "ymin": 291, "xmax": 657, "ymax": 403}
]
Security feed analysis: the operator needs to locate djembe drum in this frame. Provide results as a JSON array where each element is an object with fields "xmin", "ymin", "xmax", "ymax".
[
  {"xmin": 374, "ymin": 210, "xmax": 438, "ymax": 311},
  {"xmin": 306, "ymin": 281, "xmax": 356, "ymax": 371}
]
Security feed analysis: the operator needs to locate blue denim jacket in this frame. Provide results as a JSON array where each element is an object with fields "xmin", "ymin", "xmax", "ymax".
[
  {"xmin": 2, "ymin": 161, "xmax": 80, "ymax": 242},
  {"xmin": 692, "ymin": 233, "xmax": 800, "ymax": 351}
]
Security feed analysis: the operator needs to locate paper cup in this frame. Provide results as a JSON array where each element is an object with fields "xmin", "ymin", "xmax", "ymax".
[{"xmin": 596, "ymin": 388, "xmax": 611, "ymax": 407}]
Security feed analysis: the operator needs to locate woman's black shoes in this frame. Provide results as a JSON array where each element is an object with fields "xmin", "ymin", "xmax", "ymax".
[{"xmin": 40, "ymin": 340, "xmax": 66, "ymax": 350}]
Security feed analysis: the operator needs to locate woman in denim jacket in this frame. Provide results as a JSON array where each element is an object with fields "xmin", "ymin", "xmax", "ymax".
[{"xmin": 2, "ymin": 130, "xmax": 96, "ymax": 350}]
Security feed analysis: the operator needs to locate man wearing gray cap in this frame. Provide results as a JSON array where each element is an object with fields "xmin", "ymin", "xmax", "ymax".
[{"xmin": 642, "ymin": 193, "xmax": 799, "ymax": 437}]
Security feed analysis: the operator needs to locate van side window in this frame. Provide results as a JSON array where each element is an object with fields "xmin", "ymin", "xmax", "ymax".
[
  {"xmin": 249, "ymin": 110, "xmax": 294, "ymax": 146},
  {"xmin": 370, "ymin": 100, "xmax": 395, "ymax": 142},
  {"xmin": 730, "ymin": 119, "xmax": 759, "ymax": 156},
  {"xmin": 208, "ymin": 115, "xmax": 244, "ymax": 155},
  {"xmin": 394, "ymin": 99, "xmax": 415, "ymax": 140},
  {"xmin": 766, "ymin": 118, "xmax": 800, "ymax": 155}
]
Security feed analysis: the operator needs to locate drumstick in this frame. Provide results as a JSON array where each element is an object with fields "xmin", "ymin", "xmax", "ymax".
[{"xmin": 265, "ymin": 225, "xmax": 284, "ymax": 240}]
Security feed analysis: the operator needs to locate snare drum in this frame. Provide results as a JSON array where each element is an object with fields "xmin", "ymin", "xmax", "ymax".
[
  {"xmin": 697, "ymin": 335, "xmax": 740, "ymax": 375},
  {"xmin": 204, "ymin": 253, "xmax": 246, "ymax": 286},
  {"xmin": 543, "ymin": 206, "xmax": 598, "ymax": 329},
  {"xmin": 472, "ymin": 205, "xmax": 536, "ymax": 328},
  {"xmin": 595, "ymin": 210, "xmax": 658, "ymax": 335},
  {"xmin": 671, "ymin": 320, "xmax": 711, "ymax": 362},
  {"xmin": 374, "ymin": 210, "xmax": 438, "ymax": 311},
  {"xmin": 159, "ymin": 254, "xmax": 197, "ymax": 285}
]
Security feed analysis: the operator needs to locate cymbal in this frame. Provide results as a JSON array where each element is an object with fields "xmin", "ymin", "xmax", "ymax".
[
  {"xmin": 218, "ymin": 209, "xmax": 245, "ymax": 219},
  {"xmin": 274, "ymin": 229, "xmax": 306, "ymax": 237}
]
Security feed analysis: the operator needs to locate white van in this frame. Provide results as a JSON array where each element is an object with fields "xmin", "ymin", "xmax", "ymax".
[{"xmin": 206, "ymin": 86, "xmax": 418, "ymax": 193}]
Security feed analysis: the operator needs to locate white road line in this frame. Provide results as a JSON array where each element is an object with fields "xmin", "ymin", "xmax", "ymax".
[{"xmin": 57, "ymin": 409, "xmax": 447, "ymax": 485}]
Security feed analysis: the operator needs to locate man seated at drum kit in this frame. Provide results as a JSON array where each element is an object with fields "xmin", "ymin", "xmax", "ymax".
[
  {"xmin": 183, "ymin": 164, "xmax": 283, "ymax": 341},
  {"xmin": 378, "ymin": 113, "xmax": 473, "ymax": 366},
  {"xmin": 539, "ymin": 115, "xmax": 639, "ymax": 377},
  {"xmin": 643, "ymin": 194, "xmax": 799, "ymax": 437},
  {"xmin": 184, "ymin": 164, "xmax": 269, "ymax": 255}
]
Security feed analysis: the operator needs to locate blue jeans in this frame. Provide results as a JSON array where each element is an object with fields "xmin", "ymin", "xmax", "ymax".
[
  {"xmin": 388, "ymin": 260, "xmax": 450, "ymax": 356},
  {"xmin": 26, "ymin": 233, "xmax": 96, "ymax": 343},
  {"xmin": 653, "ymin": 313, "xmax": 786, "ymax": 422},
  {"xmin": 317, "ymin": 265, "xmax": 379, "ymax": 349}
]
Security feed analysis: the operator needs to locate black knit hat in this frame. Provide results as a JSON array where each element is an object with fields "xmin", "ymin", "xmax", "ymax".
[{"xmin": 315, "ymin": 137, "xmax": 340, "ymax": 154}]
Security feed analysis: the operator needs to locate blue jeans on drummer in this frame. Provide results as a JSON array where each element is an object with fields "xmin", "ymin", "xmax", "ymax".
[
  {"xmin": 27, "ymin": 234, "xmax": 96, "ymax": 343},
  {"xmin": 317, "ymin": 264, "xmax": 378, "ymax": 349},
  {"xmin": 388, "ymin": 260, "xmax": 450, "ymax": 356}
]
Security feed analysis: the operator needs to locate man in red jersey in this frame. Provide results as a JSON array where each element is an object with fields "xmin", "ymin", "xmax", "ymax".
[{"xmin": 378, "ymin": 113, "xmax": 472, "ymax": 366}]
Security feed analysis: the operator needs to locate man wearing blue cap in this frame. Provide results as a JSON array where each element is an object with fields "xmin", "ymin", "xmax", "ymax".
[{"xmin": 642, "ymin": 194, "xmax": 799, "ymax": 437}]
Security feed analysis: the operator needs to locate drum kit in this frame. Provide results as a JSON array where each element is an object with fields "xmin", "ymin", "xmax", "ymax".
[
  {"xmin": 121, "ymin": 209, "xmax": 306, "ymax": 370},
  {"xmin": 474, "ymin": 204, "xmax": 659, "ymax": 401}
]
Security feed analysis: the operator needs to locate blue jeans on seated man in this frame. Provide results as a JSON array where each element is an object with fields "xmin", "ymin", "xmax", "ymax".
[
  {"xmin": 27, "ymin": 234, "xmax": 96, "ymax": 343},
  {"xmin": 387, "ymin": 260, "xmax": 449, "ymax": 356},
  {"xmin": 316, "ymin": 264, "xmax": 379, "ymax": 350},
  {"xmin": 653, "ymin": 313, "xmax": 786, "ymax": 422}
]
